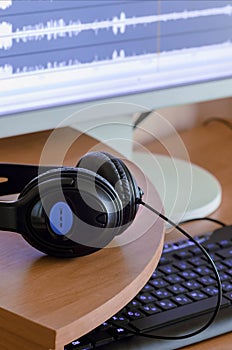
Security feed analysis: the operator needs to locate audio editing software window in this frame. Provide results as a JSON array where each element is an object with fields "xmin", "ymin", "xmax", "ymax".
[{"xmin": 0, "ymin": 0, "xmax": 232, "ymax": 116}]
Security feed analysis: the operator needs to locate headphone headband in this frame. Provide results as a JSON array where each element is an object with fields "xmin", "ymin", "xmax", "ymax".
[
  {"xmin": 0, "ymin": 154, "xmax": 141, "ymax": 257},
  {"xmin": 0, "ymin": 163, "xmax": 59, "ymax": 195}
]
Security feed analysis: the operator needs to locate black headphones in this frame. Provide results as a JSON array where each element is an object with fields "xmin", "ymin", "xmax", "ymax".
[
  {"xmin": 0, "ymin": 151, "xmax": 143, "ymax": 258},
  {"xmin": 0, "ymin": 151, "xmax": 224, "ymax": 339}
]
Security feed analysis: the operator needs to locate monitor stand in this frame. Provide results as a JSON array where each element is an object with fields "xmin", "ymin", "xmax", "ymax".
[
  {"xmin": 132, "ymin": 152, "xmax": 222, "ymax": 226},
  {"xmin": 72, "ymin": 117, "xmax": 222, "ymax": 226}
]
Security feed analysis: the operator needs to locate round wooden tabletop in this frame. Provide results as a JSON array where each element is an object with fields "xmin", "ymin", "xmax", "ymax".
[{"xmin": 0, "ymin": 128, "xmax": 164, "ymax": 350}]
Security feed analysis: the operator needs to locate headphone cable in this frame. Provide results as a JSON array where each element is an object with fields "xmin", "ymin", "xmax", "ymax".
[{"xmin": 111, "ymin": 200, "xmax": 223, "ymax": 340}]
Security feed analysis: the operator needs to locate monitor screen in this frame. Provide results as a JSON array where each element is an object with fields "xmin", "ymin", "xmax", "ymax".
[{"xmin": 0, "ymin": 0, "xmax": 232, "ymax": 137}]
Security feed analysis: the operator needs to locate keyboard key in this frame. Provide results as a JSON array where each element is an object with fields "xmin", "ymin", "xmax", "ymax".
[
  {"xmin": 173, "ymin": 240, "xmax": 194, "ymax": 249},
  {"xmin": 167, "ymin": 284, "xmax": 187, "ymax": 295},
  {"xmin": 225, "ymin": 291, "xmax": 232, "ymax": 302},
  {"xmin": 174, "ymin": 261, "xmax": 192, "ymax": 271},
  {"xmin": 224, "ymin": 259, "xmax": 232, "ymax": 268},
  {"xmin": 110, "ymin": 314, "xmax": 129, "ymax": 326},
  {"xmin": 109, "ymin": 327, "xmax": 131, "ymax": 340},
  {"xmin": 194, "ymin": 265, "xmax": 212, "ymax": 275},
  {"xmin": 141, "ymin": 283, "xmax": 154, "ymax": 293},
  {"xmin": 174, "ymin": 250, "xmax": 192, "ymax": 260},
  {"xmin": 222, "ymin": 281, "xmax": 232, "ymax": 292},
  {"xmin": 219, "ymin": 239, "xmax": 232, "ymax": 248},
  {"xmin": 171, "ymin": 295, "xmax": 192, "ymax": 306},
  {"xmin": 204, "ymin": 252, "xmax": 220, "ymax": 262},
  {"xmin": 188, "ymin": 256, "xmax": 205, "ymax": 267},
  {"xmin": 127, "ymin": 300, "xmax": 142, "ymax": 309},
  {"xmin": 65, "ymin": 337, "xmax": 93, "ymax": 350},
  {"xmin": 150, "ymin": 270, "xmax": 163, "ymax": 279},
  {"xmin": 131, "ymin": 297, "xmax": 229, "ymax": 332},
  {"xmin": 124, "ymin": 310, "xmax": 145, "ymax": 320},
  {"xmin": 137, "ymin": 293, "xmax": 156, "ymax": 304},
  {"xmin": 179, "ymin": 270, "xmax": 199, "ymax": 280},
  {"xmin": 164, "ymin": 274, "xmax": 184, "ymax": 284},
  {"xmin": 202, "ymin": 285, "xmax": 219, "ymax": 296},
  {"xmin": 155, "ymin": 299, "xmax": 177, "ymax": 310},
  {"xmin": 89, "ymin": 331, "xmax": 114, "ymax": 347},
  {"xmin": 182, "ymin": 280, "xmax": 202, "ymax": 291},
  {"xmin": 149, "ymin": 278, "xmax": 169, "ymax": 288},
  {"xmin": 163, "ymin": 243, "xmax": 176, "ymax": 251},
  {"xmin": 97, "ymin": 322, "xmax": 112, "ymax": 332},
  {"xmin": 188, "ymin": 246, "xmax": 203, "ymax": 256},
  {"xmin": 214, "ymin": 262, "xmax": 226, "ymax": 271},
  {"xmin": 217, "ymin": 247, "xmax": 232, "ymax": 259},
  {"xmin": 197, "ymin": 276, "xmax": 216, "ymax": 286},
  {"xmin": 187, "ymin": 290, "xmax": 208, "ymax": 301},
  {"xmin": 152, "ymin": 288, "xmax": 173, "ymax": 299},
  {"xmin": 157, "ymin": 256, "xmax": 172, "ymax": 266},
  {"xmin": 204, "ymin": 242, "xmax": 220, "ymax": 252},
  {"xmin": 140, "ymin": 303, "xmax": 161, "ymax": 315},
  {"xmin": 218, "ymin": 271, "xmax": 230, "ymax": 281},
  {"xmin": 158, "ymin": 265, "xmax": 178, "ymax": 274}
]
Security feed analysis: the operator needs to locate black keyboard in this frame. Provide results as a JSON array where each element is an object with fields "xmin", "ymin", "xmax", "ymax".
[{"xmin": 65, "ymin": 225, "xmax": 232, "ymax": 350}]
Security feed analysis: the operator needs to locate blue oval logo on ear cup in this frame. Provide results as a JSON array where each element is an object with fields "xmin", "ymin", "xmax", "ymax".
[{"xmin": 49, "ymin": 201, "xmax": 73, "ymax": 235}]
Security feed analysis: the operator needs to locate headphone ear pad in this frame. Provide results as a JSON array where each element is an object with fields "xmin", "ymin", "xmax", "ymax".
[
  {"xmin": 17, "ymin": 167, "xmax": 124, "ymax": 257},
  {"xmin": 77, "ymin": 151, "xmax": 140, "ymax": 226}
]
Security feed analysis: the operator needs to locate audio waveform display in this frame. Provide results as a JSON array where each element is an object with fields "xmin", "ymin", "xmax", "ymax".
[
  {"xmin": 0, "ymin": 0, "xmax": 232, "ymax": 117},
  {"xmin": 1, "ymin": 0, "xmax": 232, "ymax": 76},
  {"xmin": 1, "ymin": 4, "xmax": 232, "ymax": 50}
]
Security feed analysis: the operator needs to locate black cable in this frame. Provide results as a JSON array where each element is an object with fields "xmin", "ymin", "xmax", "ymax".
[
  {"xmin": 115, "ymin": 200, "xmax": 223, "ymax": 341},
  {"xmin": 180, "ymin": 216, "xmax": 226, "ymax": 227},
  {"xmin": 133, "ymin": 111, "xmax": 153, "ymax": 129},
  {"xmin": 203, "ymin": 117, "xmax": 232, "ymax": 130}
]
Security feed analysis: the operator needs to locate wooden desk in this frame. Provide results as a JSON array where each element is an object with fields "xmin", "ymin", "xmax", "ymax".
[
  {"xmin": 147, "ymin": 120, "xmax": 232, "ymax": 350},
  {"xmin": 0, "ymin": 129, "xmax": 164, "ymax": 350},
  {"xmin": 0, "ymin": 121, "xmax": 231, "ymax": 350}
]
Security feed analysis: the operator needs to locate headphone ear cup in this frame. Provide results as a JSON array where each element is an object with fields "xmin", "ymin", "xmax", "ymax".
[
  {"xmin": 17, "ymin": 167, "xmax": 124, "ymax": 257},
  {"xmin": 77, "ymin": 151, "xmax": 140, "ymax": 227}
]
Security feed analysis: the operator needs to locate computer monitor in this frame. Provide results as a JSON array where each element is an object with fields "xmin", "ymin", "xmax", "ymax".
[
  {"xmin": 1, "ymin": 0, "xmax": 232, "ymax": 136},
  {"xmin": 0, "ymin": 0, "xmax": 231, "ymax": 222}
]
